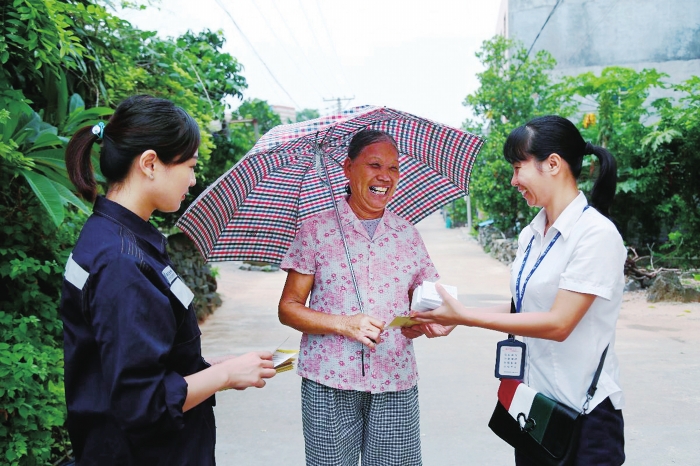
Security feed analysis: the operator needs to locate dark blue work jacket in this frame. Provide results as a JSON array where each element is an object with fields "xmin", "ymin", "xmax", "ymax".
[{"xmin": 60, "ymin": 196, "xmax": 215, "ymax": 466}]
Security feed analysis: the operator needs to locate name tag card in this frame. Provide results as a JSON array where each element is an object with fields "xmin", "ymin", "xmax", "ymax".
[
  {"xmin": 171, "ymin": 278, "xmax": 194, "ymax": 308},
  {"xmin": 495, "ymin": 338, "xmax": 526, "ymax": 379}
]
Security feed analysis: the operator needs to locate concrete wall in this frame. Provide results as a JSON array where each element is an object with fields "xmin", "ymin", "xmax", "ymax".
[{"xmin": 500, "ymin": 0, "xmax": 700, "ymax": 84}]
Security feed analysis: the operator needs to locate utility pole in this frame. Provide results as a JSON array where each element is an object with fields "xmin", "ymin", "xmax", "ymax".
[
  {"xmin": 466, "ymin": 195, "xmax": 472, "ymax": 231},
  {"xmin": 229, "ymin": 118, "xmax": 259, "ymax": 140},
  {"xmin": 323, "ymin": 96, "xmax": 354, "ymax": 113}
]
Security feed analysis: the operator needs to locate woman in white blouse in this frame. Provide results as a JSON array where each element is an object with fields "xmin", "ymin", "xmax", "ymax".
[{"xmin": 412, "ymin": 115, "xmax": 626, "ymax": 465}]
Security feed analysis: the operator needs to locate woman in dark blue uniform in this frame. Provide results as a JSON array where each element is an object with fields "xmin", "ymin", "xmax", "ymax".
[{"xmin": 61, "ymin": 95, "xmax": 276, "ymax": 466}]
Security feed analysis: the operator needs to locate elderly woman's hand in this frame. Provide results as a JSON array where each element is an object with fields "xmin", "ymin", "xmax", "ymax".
[
  {"xmin": 401, "ymin": 323, "xmax": 455, "ymax": 339},
  {"xmin": 339, "ymin": 314, "xmax": 385, "ymax": 349}
]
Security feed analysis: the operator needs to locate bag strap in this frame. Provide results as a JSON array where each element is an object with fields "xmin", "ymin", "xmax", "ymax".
[
  {"xmin": 582, "ymin": 344, "xmax": 608, "ymax": 414},
  {"xmin": 508, "ymin": 298, "xmax": 609, "ymax": 414},
  {"xmin": 507, "ymin": 298, "xmax": 516, "ymax": 339}
]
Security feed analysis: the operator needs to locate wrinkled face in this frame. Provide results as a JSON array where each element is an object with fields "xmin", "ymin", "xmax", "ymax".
[
  {"xmin": 343, "ymin": 141, "xmax": 400, "ymax": 219},
  {"xmin": 156, "ymin": 152, "xmax": 198, "ymax": 213},
  {"xmin": 510, "ymin": 156, "xmax": 548, "ymax": 208}
]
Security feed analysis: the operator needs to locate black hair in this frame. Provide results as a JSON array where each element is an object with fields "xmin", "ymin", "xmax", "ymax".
[
  {"xmin": 503, "ymin": 115, "xmax": 617, "ymax": 218},
  {"xmin": 347, "ymin": 129, "xmax": 398, "ymax": 160},
  {"xmin": 65, "ymin": 95, "xmax": 200, "ymax": 202}
]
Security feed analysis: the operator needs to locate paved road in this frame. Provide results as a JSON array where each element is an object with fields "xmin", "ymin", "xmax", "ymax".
[{"xmin": 200, "ymin": 212, "xmax": 700, "ymax": 465}]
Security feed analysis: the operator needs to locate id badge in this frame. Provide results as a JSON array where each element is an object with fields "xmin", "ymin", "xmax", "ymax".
[{"xmin": 495, "ymin": 338, "xmax": 526, "ymax": 379}]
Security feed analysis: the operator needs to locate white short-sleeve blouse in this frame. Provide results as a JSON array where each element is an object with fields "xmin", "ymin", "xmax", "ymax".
[{"xmin": 510, "ymin": 192, "xmax": 626, "ymax": 412}]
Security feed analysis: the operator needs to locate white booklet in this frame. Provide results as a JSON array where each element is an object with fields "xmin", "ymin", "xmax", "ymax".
[
  {"xmin": 389, "ymin": 281, "xmax": 458, "ymax": 327},
  {"xmin": 411, "ymin": 281, "xmax": 458, "ymax": 311}
]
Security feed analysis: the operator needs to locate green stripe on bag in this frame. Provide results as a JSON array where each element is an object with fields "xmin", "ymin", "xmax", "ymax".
[
  {"xmin": 540, "ymin": 400, "xmax": 580, "ymax": 457},
  {"xmin": 528, "ymin": 393, "xmax": 556, "ymax": 442}
]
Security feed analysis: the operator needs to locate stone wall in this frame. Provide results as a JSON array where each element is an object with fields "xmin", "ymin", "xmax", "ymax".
[
  {"xmin": 477, "ymin": 224, "xmax": 518, "ymax": 265},
  {"xmin": 646, "ymin": 271, "xmax": 700, "ymax": 303},
  {"xmin": 474, "ymin": 225, "xmax": 700, "ymax": 303},
  {"xmin": 167, "ymin": 233, "xmax": 222, "ymax": 321}
]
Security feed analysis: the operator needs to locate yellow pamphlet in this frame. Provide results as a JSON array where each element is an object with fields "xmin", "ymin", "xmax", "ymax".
[
  {"xmin": 388, "ymin": 316, "xmax": 420, "ymax": 328},
  {"xmin": 273, "ymin": 348, "xmax": 298, "ymax": 373}
]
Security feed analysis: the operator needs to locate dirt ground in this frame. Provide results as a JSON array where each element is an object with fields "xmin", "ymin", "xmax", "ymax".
[
  {"xmin": 613, "ymin": 290, "xmax": 700, "ymax": 465},
  {"xmin": 618, "ymin": 290, "xmax": 700, "ymax": 339}
]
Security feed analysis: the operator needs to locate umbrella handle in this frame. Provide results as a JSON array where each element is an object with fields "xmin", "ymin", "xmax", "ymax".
[
  {"xmin": 317, "ymin": 147, "xmax": 367, "ymax": 317},
  {"xmin": 318, "ymin": 148, "xmax": 370, "ymax": 377}
]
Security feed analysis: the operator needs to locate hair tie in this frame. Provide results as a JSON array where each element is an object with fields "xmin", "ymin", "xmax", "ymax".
[
  {"xmin": 91, "ymin": 121, "xmax": 106, "ymax": 139},
  {"xmin": 584, "ymin": 141, "xmax": 595, "ymax": 154}
]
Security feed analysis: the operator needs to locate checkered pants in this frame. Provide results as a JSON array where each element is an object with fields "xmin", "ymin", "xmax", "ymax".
[{"xmin": 301, "ymin": 378, "xmax": 422, "ymax": 466}]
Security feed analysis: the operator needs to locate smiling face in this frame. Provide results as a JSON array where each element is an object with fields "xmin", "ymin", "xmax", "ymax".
[
  {"xmin": 510, "ymin": 155, "xmax": 550, "ymax": 208},
  {"xmin": 343, "ymin": 141, "xmax": 400, "ymax": 219}
]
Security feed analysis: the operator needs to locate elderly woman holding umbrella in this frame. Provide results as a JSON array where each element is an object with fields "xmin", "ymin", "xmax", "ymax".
[{"xmin": 279, "ymin": 129, "xmax": 449, "ymax": 466}]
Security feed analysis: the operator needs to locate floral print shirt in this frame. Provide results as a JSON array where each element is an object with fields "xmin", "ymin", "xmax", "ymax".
[{"xmin": 281, "ymin": 196, "xmax": 439, "ymax": 393}]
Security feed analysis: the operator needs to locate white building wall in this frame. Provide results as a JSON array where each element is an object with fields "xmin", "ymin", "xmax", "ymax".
[
  {"xmin": 501, "ymin": 0, "xmax": 700, "ymax": 88},
  {"xmin": 272, "ymin": 105, "xmax": 296, "ymax": 124}
]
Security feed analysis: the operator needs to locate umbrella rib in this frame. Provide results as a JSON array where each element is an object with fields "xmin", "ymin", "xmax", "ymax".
[
  {"xmin": 320, "ymin": 155, "xmax": 365, "ymax": 315},
  {"xmin": 294, "ymin": 157, "xmax": 312, "ymax": 229},
  {"xmin": 318, "ymin": 125, "xmax": 334, "ymax": 149}
]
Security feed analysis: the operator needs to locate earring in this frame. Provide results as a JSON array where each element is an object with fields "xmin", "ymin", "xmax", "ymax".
[{"xmin": 149, "ymin": 174, "xmax": 154, "ymax": 180}]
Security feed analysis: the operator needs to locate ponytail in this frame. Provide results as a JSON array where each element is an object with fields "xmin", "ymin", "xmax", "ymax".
[
  {"xmin": 586, "ymin": 144, "xmax": 617, "ymax": 219},
  {"xmin": 65, "ymin": 126, "xmax": 101, "ymax": 202}
]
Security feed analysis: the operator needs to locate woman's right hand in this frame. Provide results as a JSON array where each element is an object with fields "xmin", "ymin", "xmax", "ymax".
[
  {"xmin": 338, "ymin": 314, "xmax": 384, "ymax": 349},
  {"xmin": 217, "ymin": 351, "xmax": 276, "ymax": 390},
  {"xmin": 411, "ymin": 283, "xmax": 469, "ymax": 326},
  {"xmin": 184, "ymin": 351, "xmax": 276, "ymax": 411}
]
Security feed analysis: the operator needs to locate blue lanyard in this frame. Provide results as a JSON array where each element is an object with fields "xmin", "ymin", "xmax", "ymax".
[
  {"xmin": 514, "ymin": 233, "xmax": 560, "ymax": 313},
  {"xmin": 514, "ymin": 205, "xmax": 590, "ymax": 313}
]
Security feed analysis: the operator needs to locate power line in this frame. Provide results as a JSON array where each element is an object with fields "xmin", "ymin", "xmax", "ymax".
[
  {"xmin": 247, "ymin": 0, "xmax": 327, "ymax": 100},
  {"xmin": 213, "ymin": 0, "xmax": 300, "ymax": 108},
  {"xmin": 269, "ymin": 0, "xmax": 337, "ymax": 102},
  {"xmin": 525, "ymin": 0, "xmax": 564, "ymax": 59},
  {"xmin": 314, "ymin": 0, "xmax": 354, "ymax": 96},
  {"xmin": 296, "ymin": 0, "xmax": 346, "ymax": 94}
]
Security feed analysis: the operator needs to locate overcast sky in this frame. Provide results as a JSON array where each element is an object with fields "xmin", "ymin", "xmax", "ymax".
[{"xmin": 120, "ymin": 0, "xmax": 502, "ymax": 128}]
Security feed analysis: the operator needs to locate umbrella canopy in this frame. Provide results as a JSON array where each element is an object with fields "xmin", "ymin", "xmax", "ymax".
[{"xmin": 177, "ymin": 105, "xmax": 484, "ymax": 264}]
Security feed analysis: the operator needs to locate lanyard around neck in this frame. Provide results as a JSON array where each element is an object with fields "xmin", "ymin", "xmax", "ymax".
[
  {"xmin": 514, "ymin": 233, "xmax": 560, "ymax": 313},
  {"xmin": 514, "ymin": 205, "xmax": 591, "ymax": 313}
]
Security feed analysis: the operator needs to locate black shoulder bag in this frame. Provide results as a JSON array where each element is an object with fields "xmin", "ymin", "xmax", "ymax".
[{"xmin": 488, "ymin": 301, "xmax": 609, "ymax": 466}]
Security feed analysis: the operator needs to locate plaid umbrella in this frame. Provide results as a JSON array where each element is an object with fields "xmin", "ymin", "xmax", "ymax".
[{"xmin": 176, "ymin": 105, "xmax": 484, "ymax": 264}]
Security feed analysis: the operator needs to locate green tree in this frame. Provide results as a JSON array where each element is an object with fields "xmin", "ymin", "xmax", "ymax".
[
  {"xmin": 565, "ymin": 67, "xmax": 668, "ymax": 246},
  {"xmin": 234, "ymin": 98, "xmax": 283, "ymax": 134},
  {"xmin": 0, "ymin": 2, "xmax": 252, "ymax": 463},
  {"xmin": 0, "ymin": 1, "xmax": 116, "ymax": 225},
  {"xmin": 0, "ymin": 91, "xmax": 110, "ymax": 226},
  {"xmin": 1, "ymin": 2, "xmax": 120, "ymax": 461},
  {"xmin": 635, "ymin": 77, "xmax": 700, "ymax": 263},
  {"xmin": 296, "ymin": 108, "xmax": 320, "ymax": 122},
  {"xmin": 1, "ymin": 0, "xmax": 88, "ymax": 122},
  {"xmin": 0, "ymin": 173, "xmax": 84, "ymax": 465},
  {"xmin": 463, "ymin": 36, "xmax": 573, "ymax": 235},
  {"xmin": 100, "ymin": 25, "xmax": 247, "ymax": 166},
  {"xmin": 222, "ymin": 98, "xmax": 282, "ymax": 173}
]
